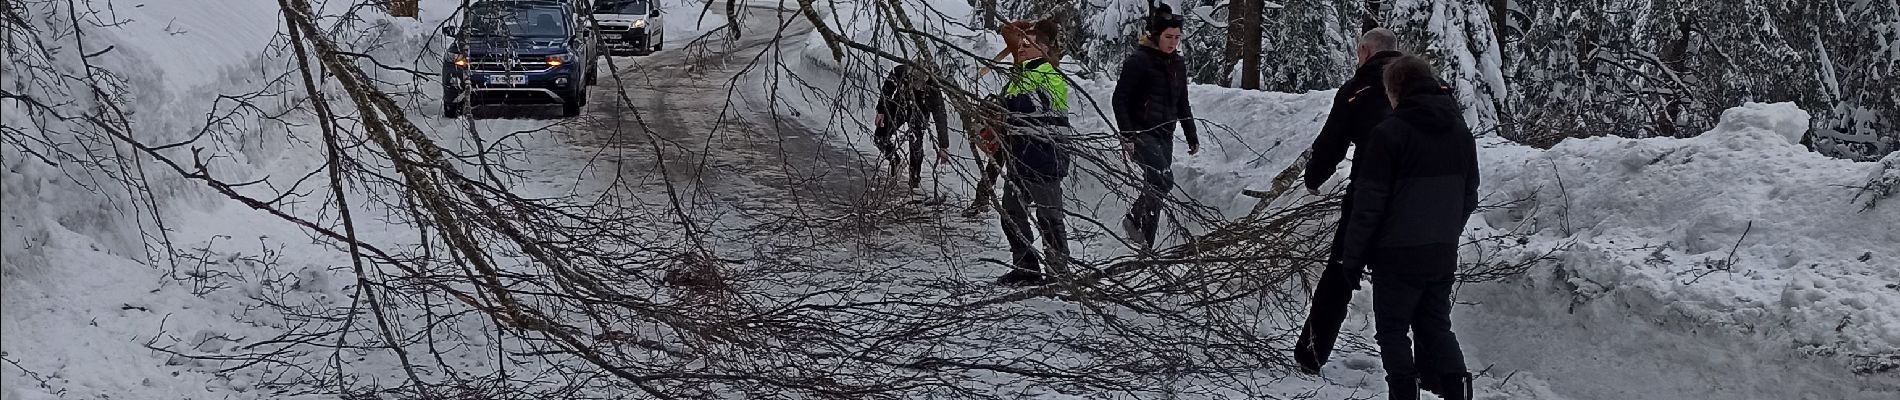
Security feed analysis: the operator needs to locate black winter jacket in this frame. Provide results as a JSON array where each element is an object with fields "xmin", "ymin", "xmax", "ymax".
[
  {"xmin": 1337, "ymin": 76, "xmax": 1480, "ymax": 275},
  {"xmin": 1304, "ymin": 50, "xmax": 1405, "ymax": 191},
  {"xmin": 876, "ymin": 64, "xmax": 950, "ymax": 146},
  {"xmin": 1112, "ymin": 45, "xmax": 1198, "ymax": 148}
]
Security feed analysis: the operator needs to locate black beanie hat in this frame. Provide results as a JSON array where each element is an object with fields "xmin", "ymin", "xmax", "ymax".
[{"xmin": 1149, "ymin": 4, "xmax": 1184, "ymax": 36}]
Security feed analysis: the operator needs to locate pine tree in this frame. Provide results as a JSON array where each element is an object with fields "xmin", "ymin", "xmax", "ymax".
[
  {"xmin": 1817, "ymin": 0, "xmax": 1900, "ymax": 160},
  {"xmin": 1257, "ymin": 0, "xmax": 1359, "ymax": 92},
  {"xmin": 1500, "ymin": 0, "xmax": 1894, "ymax": 159},
  {"xmin": 1077, "ymin": 0, "xmax": 1151, "ymax": 76},
  {"xmin": 1378, "ymin": 0, "xmax": 1508, "ymax": 135}
]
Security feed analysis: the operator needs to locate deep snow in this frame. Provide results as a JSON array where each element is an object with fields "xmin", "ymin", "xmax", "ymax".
[
  {"xmin": 2, "ymin": 1, "xmax": 723, "ymax": 398},
  {"xmin": 1457, "ymin": 103, "xmax": 1900, "ymax": 399}
]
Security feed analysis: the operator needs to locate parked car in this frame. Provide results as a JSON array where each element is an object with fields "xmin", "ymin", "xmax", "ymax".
[
  {"xmin": 592, "ymin": 0, "xmax": 663, "ymax": 55},
  {"xmin": 441, "ymin": 0, "xmax": 597, "ymax": 118}
]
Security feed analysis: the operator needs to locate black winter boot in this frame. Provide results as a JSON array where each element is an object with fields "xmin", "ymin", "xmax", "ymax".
[
  {"xmin": 1387, "ymin": 378, "xmax": 1419, "ymax": 400},
  {"xmin": 1419, "ymin": 373, "xmax": 1444, "ymax": 397},
  {"xmin": 1436, "ymin": 372, "xmax": 1473, "ymax": 400},
  {"xmin": 996, "ymin": 268, "xmax": 1046, "ymax": 286},
  {"xmin": 1119, "ymin": 216, "xmax": 1147, "ymax": 249}
]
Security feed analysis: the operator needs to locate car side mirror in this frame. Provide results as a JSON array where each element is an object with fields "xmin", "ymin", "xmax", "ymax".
[
  {"xmin": 441, "ymin": 25, "xmax": 458, "ymax": 36},
  {"xmin": 649, "ymin": 10, "xmax": 660, "ymax": 18}
]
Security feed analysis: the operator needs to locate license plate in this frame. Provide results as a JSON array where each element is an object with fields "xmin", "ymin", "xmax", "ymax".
[{"xmin": 486, "ymin": 75, "xmax": 526, "ymax": 85}]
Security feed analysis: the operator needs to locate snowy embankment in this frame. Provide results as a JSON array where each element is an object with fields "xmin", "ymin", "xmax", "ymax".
[
  {"xmin": 1460, "ymin": 103, "xmax": 1900, "ymax": 399},
  {"xmin": 774, "ymin": 5, "xmax": 1900, "ymax": 395},
  {"xmin": 4, "ymin": 1, "xmax": 339, "ymax": 398},
  {"xmin": 2, "ymin": 1, "xmax": 721, "ymax": 399},
  {"xmin": 1153, "ymin": 100, "xmax": 1898, "ymax": 398},
  {"xmin": 1124, "ymin": 96, "xmax": 1899, "ymax": 398}
]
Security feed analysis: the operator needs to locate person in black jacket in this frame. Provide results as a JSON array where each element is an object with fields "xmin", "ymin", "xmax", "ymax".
[
  {"xmin": 874, "ymin": 64, "xmax": 951, "ymax": 189},
  {"xmin": 1340, "ymin": 55, "xmax": 1479, "ymax": 400},
  {"xmin": 1293, "ymin": 27, "xmax": 1405, "ymax": 375},
  {"xmin": 1112, "ymin": 4, "xmax": 1198, "ymax": 249},
  {"xmin": 1306, "ymin": 28, "xmax": 1403, "ymax": 194}
]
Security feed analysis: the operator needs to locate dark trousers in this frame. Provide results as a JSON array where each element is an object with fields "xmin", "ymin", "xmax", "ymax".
[
  {"xmin": 1371, "ymin": 270, "xmax": 1468, "ymax": 393},
  {"xmin": 1294, "ymin": 187, "xmax": 1360, "ymax": 372},
  {"xmin": 965, "ymin": 158, "xmax": 1003, "ymax": 216},
  {"xmin": 999, "ymin": 168, "xmax": 1067, "ymax": 274},
  {"xmin": 874, "ymin": 115, "xmax": 927, "ymax": 188},
  {"xmin": 1123, "ymin": 133, "xmax": 1174, "ymax": 246}
]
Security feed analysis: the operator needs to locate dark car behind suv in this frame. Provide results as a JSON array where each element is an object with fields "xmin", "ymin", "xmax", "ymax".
[{"xmin": 442, "ymin": 0, "xmax": 597, "ymax": 118}]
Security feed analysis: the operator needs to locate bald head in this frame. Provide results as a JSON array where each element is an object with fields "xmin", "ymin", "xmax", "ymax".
[{"xmin": 1356, "ymin": 28, "xmax": 1399, "ymax": 65}]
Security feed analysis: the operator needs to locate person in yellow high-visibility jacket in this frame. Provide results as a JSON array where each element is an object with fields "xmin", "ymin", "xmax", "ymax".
[{"xmin": 991, "ymin": 19, "xmax": 1073, "ymax": 286}]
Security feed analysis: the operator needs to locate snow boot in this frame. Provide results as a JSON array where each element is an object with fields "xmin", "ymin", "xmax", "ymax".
[
  {"xmin": 1387, "ymin": 378, "xmax": 1420, "ymax": 400},
  {"xmin": 961, "ymin": 203, "xmax": 987, "ymax": 218},
  {"xmin": 1436, "ymin": 372, "xmax": 1473, "ymax": 400},
  {"xmin": 1419, "ymin": 372, "xmax": 1443, "ymax": 397},
  {"xmin": 1293, "ymin": 334, "xmax": 1323, "ymax": 374},
  {"xmin": 996, "ymin": 268, "xmax": 1046, "ymax": 286}
]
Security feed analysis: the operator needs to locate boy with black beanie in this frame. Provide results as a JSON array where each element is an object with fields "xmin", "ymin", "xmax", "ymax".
[{"xmin": 1111, "ymin": 3, "xmax": 1198, "ymax": 249}]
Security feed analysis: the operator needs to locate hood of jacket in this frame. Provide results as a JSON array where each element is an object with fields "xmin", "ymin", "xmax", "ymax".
[{"xmin": 1390, "ymin": 79, "xmax": 1467, "ymax": 136}]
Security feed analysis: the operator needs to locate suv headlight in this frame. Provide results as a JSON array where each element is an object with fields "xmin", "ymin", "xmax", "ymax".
[
  {"xmin": 631, "ymin": 19, "xmax": 647, "ymax": 29},
  {"xmin": 546, "ymin": 54, "xmax": 568, "ymax": 67},
  {"xmin": 452, "ymin": 55, "xmax": 468, "ymax": 68}
]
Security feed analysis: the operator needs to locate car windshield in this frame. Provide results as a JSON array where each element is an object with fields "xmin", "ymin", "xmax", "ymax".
[
  {"xmin": 464, "ymin": 4, "xmax": 568, "ymax": 38},
  {"xmin": 593, "ymin": 0, "xmax": 650, "ymax": 15}
]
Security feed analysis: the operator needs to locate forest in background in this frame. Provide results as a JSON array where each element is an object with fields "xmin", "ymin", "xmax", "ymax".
[{"xmin": 1000, "ymin": 0, "xmax": 1896, "ymax": 159}]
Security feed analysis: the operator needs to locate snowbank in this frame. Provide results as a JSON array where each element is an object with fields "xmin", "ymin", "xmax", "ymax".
[
  {"xmin": 1460, "ymin": 102, "xmax": 1900, "ymax": 399},
  {"xmin": 2, "ymin": 0, "xmax": 617, "ymax": 398},
  {"xmin": 1152, "ymin": 95, "xmax": 1900, "ymax": 398},
  {"xmin": 4, "ymin": 0, "xmax": 347, "ymax": 397},
  {"xmin": 1108, "ymin": 93, "xmax": 1900, "ymax": 398}
]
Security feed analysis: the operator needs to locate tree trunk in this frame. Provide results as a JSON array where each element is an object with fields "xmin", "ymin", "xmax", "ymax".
[
  {"xmin": 386, "ymin": 0, "xmax": 418, "ymax": 18},
  {"xmin": 1238, "ymin": 0, "xmax": 1263, "ymax": 89},
  {"xmin": 1224, "ymin": 0, "xmax": 1249, "ymax": 86},
  {"xmin": 1362, "ymin": 0, "xmax": 1384, "ymax": 31},
  {"xmin": 1490, "ymin": 0, "xmax": 1507, "ymax": 39},
  {"xmin": 977, "ymin": 0, "xmax": 1000, "ymax": 29},
  {"xmin": 1490, "ymin": 0, "xmax": 1508, "ymax": 67}
]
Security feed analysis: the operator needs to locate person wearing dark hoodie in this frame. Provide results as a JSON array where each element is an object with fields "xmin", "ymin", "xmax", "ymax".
[
  {"xmin": 1112, "ymin": 4, "xmax": 1198, "ymax": 249},
  {"xmin": 1293, "ymin": 27, "xmax": 1406, "ymax": 375},
  {"xmin": 1306, "ymin": 28, "xmax": 1404, "ymax": 194},
  {"xmin": 1340, "ymin": 55, "xmax": 1480, "ymax": 400},
  {"xmin": 873, "ymin": 64, "xmax": 951, "ymax": 189},
  {"xmin": 993, "ymin": 19, "xmax": 1073, "ymax": 286}
]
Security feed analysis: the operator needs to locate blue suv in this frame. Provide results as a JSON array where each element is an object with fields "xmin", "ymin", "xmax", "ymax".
[{"xmin": 442, "ymin": 0, "xmax": 597, "ymax": 118}]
